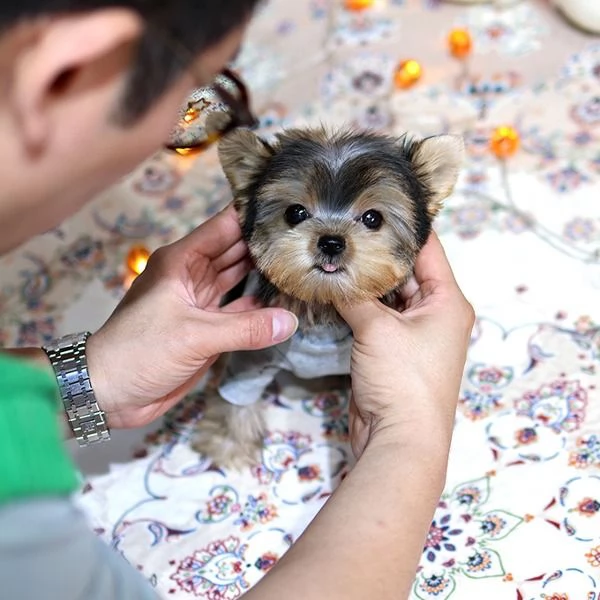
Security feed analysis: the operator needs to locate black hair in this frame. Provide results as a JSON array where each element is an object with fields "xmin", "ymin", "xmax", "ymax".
[{"xmin": 1, "ymin": 0, "xmax": 261, "ymax": 122}]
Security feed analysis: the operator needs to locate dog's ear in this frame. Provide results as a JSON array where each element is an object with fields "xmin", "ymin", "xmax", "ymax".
[
  {"xmin": 218, "ymin": 129, "xmax": 273, "ymax": 193},
  {"xmin": 409, "ymin": 134, "xmax": 464, "ymax": 218}
]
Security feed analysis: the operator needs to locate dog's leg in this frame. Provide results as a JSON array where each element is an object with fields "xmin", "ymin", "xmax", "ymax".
[
  {"xmin": 191, "ymin": 388, "xmax": 266, "ymax": 470},
  {"xmin": 192, "ymin": 343, "xmax": 287, "ymax": 469}
]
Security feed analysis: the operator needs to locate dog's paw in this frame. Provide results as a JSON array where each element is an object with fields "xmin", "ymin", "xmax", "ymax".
[
  {"xmin": 191, "ymin": 392, "xmax": 266, "ymax": 471},
  {"xmin": 191, "ymin": 428, "xmax": 263, "ymax": 471}
]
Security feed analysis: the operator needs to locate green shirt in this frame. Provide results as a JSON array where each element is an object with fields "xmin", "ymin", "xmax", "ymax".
[
  {"xmin": 0, "ymin": 353, "xmax": 79, "ymax": 503},
  {"xmin": 0, "ymin": 355, "xmax": 159, "ymax": 599}
]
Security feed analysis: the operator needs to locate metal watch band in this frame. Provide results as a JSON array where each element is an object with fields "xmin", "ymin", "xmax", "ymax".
[{"xmin": 42, "ymin": 332, "xmax": 111, "ymax": 447}]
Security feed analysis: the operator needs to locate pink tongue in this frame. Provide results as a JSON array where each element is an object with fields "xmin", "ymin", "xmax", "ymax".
[{"xmin": 322, "ymin": 263, "xmax": 338, "ymax": 273}]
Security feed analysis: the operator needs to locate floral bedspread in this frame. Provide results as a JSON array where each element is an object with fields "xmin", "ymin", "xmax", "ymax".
[{"xmin": 2, "ymin": 1, "xmax": 600, "ymax": 598}]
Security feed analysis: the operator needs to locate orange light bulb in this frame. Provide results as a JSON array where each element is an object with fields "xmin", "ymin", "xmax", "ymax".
[
  {"xmin": 393, "ymin": 59, "xmax": 422, "ymax": 89},
  {"xmin": 126, "ymin": 245, "xmax": 150, "ymax": 276},
  {"xmin": 344, "ymin": 0, "xmax": 375, "ymax": 11},
  {"xmin": 490, "ymin": 125, "xmax": 520, "ymax": 158},
  {"xmin": 448, "ymin": 28, "xmax": 473, "ymax": 59}
]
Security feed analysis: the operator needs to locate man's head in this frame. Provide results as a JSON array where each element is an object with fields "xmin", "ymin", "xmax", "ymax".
[{"xmin": 0, "ymin": 0, "xmax": 260, "ymax": 254}]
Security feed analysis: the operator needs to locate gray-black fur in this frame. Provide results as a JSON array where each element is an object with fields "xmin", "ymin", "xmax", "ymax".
[{"xmin": 238, "ymin": 131, "xmax": 434, "ymax": 247}]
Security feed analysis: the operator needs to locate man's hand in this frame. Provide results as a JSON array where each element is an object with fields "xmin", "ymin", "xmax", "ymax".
[
  {"xmin": 86, "ymin": 205, "xmax": 298, "ymax": 430},
  {"xmin": 336, "ymin": 232, "xmax": 475, "ymax": 459}
]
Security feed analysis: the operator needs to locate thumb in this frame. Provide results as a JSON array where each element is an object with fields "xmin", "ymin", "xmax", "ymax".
[
  {"xmin": 208, "ymin": 308, "xmax": 298, "ymax": 353},
  {"xmin": 335, "ymin": 299, "xmax": 389, "ymax": 336}
]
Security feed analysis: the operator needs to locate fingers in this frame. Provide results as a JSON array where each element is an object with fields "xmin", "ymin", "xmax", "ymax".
[
  {"xmin": 207, "ymin": 308, "xmax": 298, "ymax": 353},
  {"xmin": 412, "ymin": 234, "xmax": 475, "ymax": 330},
  {"xmin": 212, "ymin": 239, "xmax": 250, "ymax": 274},
  {"xmin": 219, "ymin": 295, "xmax": 262, "ymax": 313},
  {"xmin": 337, "ymin": 234, "xmax": 459, "ymax": 333},
  {"xmin": 413, "ymin": 232, "xmax": 458, "ymax": 286},
  {"xmin": 178, "ymin": 204, "xmax": 243, "ymax": 259},
  {"xmin": 214, "ymin": 257, "xmax": 253, "ymax": 296},
  {"xmin": 335, "ymin": 299, "xmax": 390, "ymax": 336},
  {"xmin": 398, "ymin": 275, "xmax": 419, "ymax": 302}
]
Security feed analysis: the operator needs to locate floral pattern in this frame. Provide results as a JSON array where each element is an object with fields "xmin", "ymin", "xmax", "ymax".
[
  {"xmin": 415, "ymin": 476, "xmax": 523, "ymax": 599},
  {"xmin": 170, "ymin": 536, "xmax": 251, "ymax": 598},
  {"xmin": 571, "ymin": 97, "xmax": 600, "ymax": 127},
  {"xmin": 569, "ymin": 436, "xmax": 600, "ymax": 470},
  {"xmin": 514, "ymin": 380, "xmax": 588, "ymax": 434},
  {"xmin": 455, "ymin": 3, "xmax": 548, "ymax": 56},
  {"xmin": 2, "ymin": 0, "xmax": 600, "ymax": 598},
  {"xmin": 234, "ymin": 494, "xmax": 278, "ymax": 531},
  {"xmin": 303, "ymin": 391, "xmax": 349, "ymax": 441}
]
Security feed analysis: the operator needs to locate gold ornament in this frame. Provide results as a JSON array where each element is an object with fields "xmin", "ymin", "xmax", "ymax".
[
  {"xmin": 490, "ymin": 125, "xmax": 520, "ymax": 158},
  {"xmin": 448, "ymin": 29, "xmax": 473, "ymax": 59},
  {"xmin": 126, "ymin": 245, "xmax": 150, "ymax": 276},
  {"xmin": 344, "ymin": 0, "xmax": 376, "ymax": 11},
  {"xmin": 394, "ymin": 59, "xmax": 422, "ymax": 89}
]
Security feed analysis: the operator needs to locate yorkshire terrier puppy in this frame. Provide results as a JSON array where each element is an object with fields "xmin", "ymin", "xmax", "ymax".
[{"xmin": 192, "ymin": 127, "xmax": 464, "ymax": 468}]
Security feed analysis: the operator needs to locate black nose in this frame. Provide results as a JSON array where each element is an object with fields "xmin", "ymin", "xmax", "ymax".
[{"xmin": 318, "ymin": 235, "xmax": 346, "ymax": 256}]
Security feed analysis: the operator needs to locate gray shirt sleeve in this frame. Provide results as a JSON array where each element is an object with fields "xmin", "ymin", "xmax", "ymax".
[{"xmin": 0, "ymin": 497, "xmax": 159, "ymax": 600}]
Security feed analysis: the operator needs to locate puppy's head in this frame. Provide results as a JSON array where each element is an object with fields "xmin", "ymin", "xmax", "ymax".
[{"xmin": 218, "ymin": 127, "xmax": 463, "ymax": 306}]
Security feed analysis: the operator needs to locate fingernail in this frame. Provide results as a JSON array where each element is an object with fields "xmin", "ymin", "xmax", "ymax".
[{"xmin": 272, "ymin": 312, "xmax": 298, "ymax": 342}]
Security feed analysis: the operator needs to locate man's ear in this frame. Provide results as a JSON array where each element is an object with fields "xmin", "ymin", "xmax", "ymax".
[
  {"xmin": 8, "ymin": 9, "xmax": 142, "ymax": 153},
  {"xmin": 218, "ymin": 129, "xmax": 274, "ymax": 194},
  {"xmin": 409, "ymin": 134, "xmax": 465, "ymax": 218}
]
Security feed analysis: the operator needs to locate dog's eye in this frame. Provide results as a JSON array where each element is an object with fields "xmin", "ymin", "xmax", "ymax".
[
  {"xmin": 284, "ymin": 204, "xmax": 310, "ymax": 226},
  {"xmin": 361, "ymin": 209, "xmax": 383, "ymax": 230}
]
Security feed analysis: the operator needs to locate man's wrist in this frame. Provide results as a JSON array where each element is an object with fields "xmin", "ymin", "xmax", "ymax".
[
  {"xmin": 83, "ymin": 330, "xmax": 119, "ymax": 429},
  {"xmin": 4, "ymin": 345, "xmax": 113, "ymax": 440},
  {"xmin": 41, "ymin": 333, "xmax": 111, "ymax": 446},
  {"xmin": 363, "ymin": 427, "xmax": 452, "ymax": 495},
  {"xmin": 368, "ymin": 403, "xmax": 456, "ymax": 454},
  {"xmin": 9, "ymin": 339, "xmax": 117, "ymax": 437}
]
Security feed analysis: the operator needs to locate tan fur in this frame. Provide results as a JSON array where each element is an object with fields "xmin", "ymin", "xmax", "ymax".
[
  {"xmin": 353, "ymin": 183, "xmax": 414, "ymax": 221},
  {"xmin": 262, "ymin": 179, "xmax": 319, "ymax": 210},
  {"xmin": 218, "ymin": 129, "xmax": 272, "ymax": 191},
  {"xmin": 191, "ymin": 389, "xmax": 266, "ymax": 469},
  {"xmin": 410, "ymin": 134, "xmax": 465, "ymax": 217},
  {"xmin": 255, "ymin": 226, "xmax": 409, "ymax": 308}
]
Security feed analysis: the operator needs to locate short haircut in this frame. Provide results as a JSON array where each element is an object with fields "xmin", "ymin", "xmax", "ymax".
[{"xmin": 1, "ymin": 0, "xmax": 261, "ymax": 122}]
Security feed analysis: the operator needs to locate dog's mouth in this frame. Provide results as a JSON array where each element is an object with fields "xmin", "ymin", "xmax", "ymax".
[{"xmin": 316, "ymin": 263, "xmax": 344, "ymax": 274}]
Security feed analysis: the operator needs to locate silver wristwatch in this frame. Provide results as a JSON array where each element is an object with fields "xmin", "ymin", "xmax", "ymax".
[{"xmin": 42, "ymin": 332, "xmax": 111, "ymax": 447}]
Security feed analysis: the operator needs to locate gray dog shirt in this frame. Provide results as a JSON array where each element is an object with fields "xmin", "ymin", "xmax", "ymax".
[
  {"xmin": 218, "ymin": 321, "xmax": 353, "ymax": 405},
  {"xmin": 218, "ymin": 270, "xmax": 353, "ymax": 405}
]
